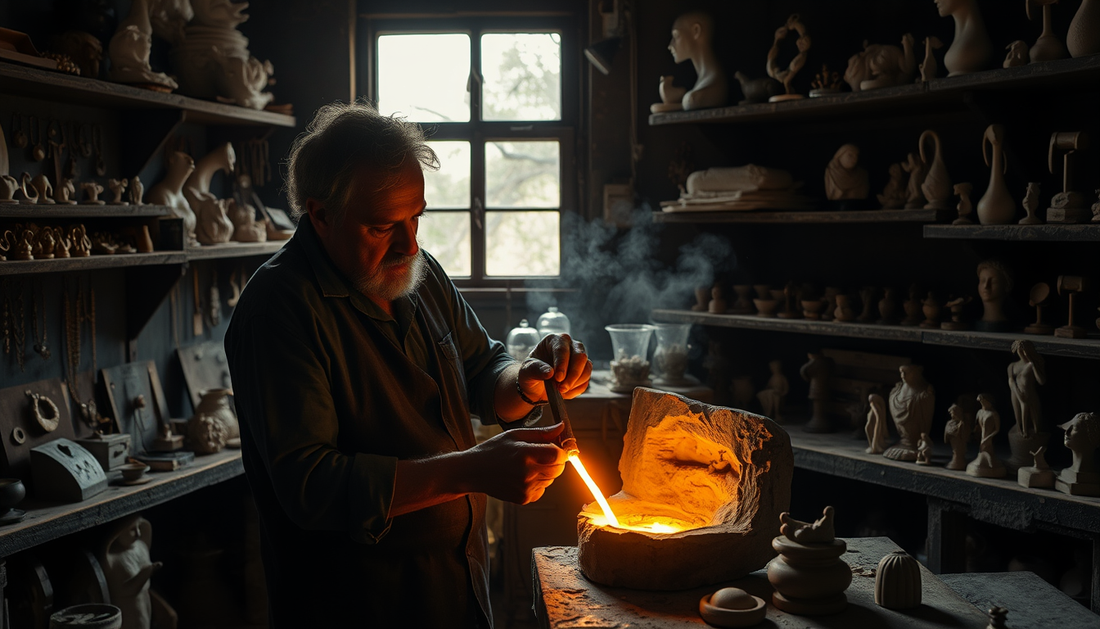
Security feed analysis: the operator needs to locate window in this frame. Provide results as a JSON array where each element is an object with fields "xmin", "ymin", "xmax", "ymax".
[{"xmin": 363, "ymin": 15, "xmax": 577, "ymax": 284}]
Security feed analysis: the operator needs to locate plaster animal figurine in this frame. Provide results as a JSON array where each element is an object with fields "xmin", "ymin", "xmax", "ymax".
[
  {"xmin": 800, "ymin": 353, "xmax": 834, "ymax": 433},
  {"xmin": 975, "ymin": 259, "xmax": 1013, "ymax": 332},
  {"xmin": 9, "ymin": 229, "xmax": 34, "ymax": 260},
  {"xmin": 884, "ymin": 364, "xmax": 935, "ymax": 461},
  {"xmin": 944, "ymin": 403, "xmax": 971, "ymax": 470},
  {"xmin": 902, "ymin": 152, "xmax": 927, "ymax": 209},
  {"xmin": 877, "ymin": 163, "xmax": 907, "ymax": 209},
  {"xmin": 70, "ymin": 224, "xmax": 92, "ymax": 257},
  {"xmin": 130, "ymin": 175, "xmax": 145, "ymax": 205},
  {"xmin": 824, "ymin": 144, "xmax": 869, "ymax": 201},
  {"xmin": 865, "ymin": 393, "xmax": 889, "ymax": 454},
  {"xmin": 733, "ymin": 71, "xmax": 782, "ymax": 105},
  {"xmin": 107, "ymin": 0, "xmax": 179, "ymax": 90},
  {"xmin": 101, "ymin": 514, "xmax": 162, "ymax": 629},
  {"xmin": 976, "ymin": 125, "xmax": 1015, "ymax": 225},
  {"xmin": 20, "ymin": 172, "xmax": 49, "ymax": 204},
  {"xmin": 665, "ymin": 11, "xmax": 728, "ymax": 110},
  {"xmin": 54, "ymin": 177, "xmax": 77, "ymax": 204},
  {"xmin": 919, "ymin": 130, "xmax": 952, "ymax": 209},
  {"xmin": 936, "ymin": 0, "xmax": 993, "ymax": 76},
  {"xmin": 844, "ymin": 33, "xmax": 916, "ymax": 91},
  {"xmin": 1008, "ymin": 340, "xmax": 1046, "ymax": 439},
  {"xmin": 651, "ymin": 75, "xmax": 686, "ymax": 113},
  {"xmin": 82, "ymin": 181, "xmax": 105, "ymax": 204},
  {"xmin": 918, "ymin": 36, "xmax": 943, "ymax": 82},
  {"xmin": 779, "ymin": 506, "xmax": 836, "ymax": 544},
  {"xmin": 108, "ymin": 178, "xmax": 129, "ymax": 205},
  {"xmin": 148, "ymin": 151, "xmax": 197, "ymax": 245},
  {"xmin": 1057, "ymin": 412, "xmax": 1100, "ymax": 496},
  {"xmin": 35, "ymin": 227, "xmax": 57, "ymax": 259},
  {"xmin": 769, "ymin": 506, "xmax": 851, "ymax": 615},
  {"xmin": 1018, "ymin": 446, "xmax": 1055, "ymax": 488},
  {"xmin": 184, "ymin": 143, "xmax": 237, "ymax": 246},
  {"xmin": 216, "ymin": 56, "xmax": 276, "ymax": 110},
  {"xmin": 1020, "ymin": 182, "xmax": 1043, "ymax": 225},
  {"xmin": 1004, "ymin": 40, "xmax": 1030, "ymax": 67},
  {"xmin": 1068, "ymin": 0, "xmax": 1100, "ymax": 58},
  {"xmin": 229, "ymin": 196, "xmax": 267, "ymax": 243},
  {"xmin": 0, "ymin": 175, "xmax": 18, "ymax": 203},
  {"xmin": 967, "ymin": 394, "xmax": 1006, "ymax": 478},
  {"xmin": 757, "ymin": 360, "xmax": 789, "ymax": 423},
  {"xmin": 1027, "ymin": 0, "xmax": 1068, "ymax": 63},
  {"xmin": 953, "ymin": 182, "xmax": 974, "ymax": 224},
  {"xmin": 916, "ymin": 432, "xmax": 933, "ymax": 465},
  {"xmin": 766, "ymin": 14, "xmax": 811, "ymax": 101}
]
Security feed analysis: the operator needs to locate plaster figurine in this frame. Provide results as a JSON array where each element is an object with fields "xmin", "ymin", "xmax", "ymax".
[
  {"xmin": 884, "ymin": 365, "xmax": 935, "ymax": 461},
  {"xmin": 708, "ymin": 284, "xmax": 727, "ymax": 314},
  {"xmin": 733, "ymin": 71, "xmax": 782, "ymax": 105},
  {"xmin": 800, "ymin": 353, "xmax": 834, "ymax": 433},
  {"xmin": 651, "ymin": 76, "xmax": 686, "ymax": 113},
  {"xmin": 230, "ymin": 198, "xmax": 267, "ymax": 242},
  {"xmin": 975, "ymin": 259, "xmax": 1013, "ymax": 332},
  {"xmin": 1056, "ymin": 412, "xmax": 1100, "ymax": 496},
  {"xmin": 130, "ymin": 175, "xmax": 145, "ymax": 205},
  {"xmin": 966, "ymin": 394, "xmax": 1006, "ymax": 478},
  {"xmin": 1008, "ymin": 340, "xmax": 1046, "ymax": 439},
  {"xmin": 1027, "ymin": 0, "xmax": 1068, "ymax": 63},
  {"xmin": 665, "ymin": 11, "xmax": 728, "ymax": 111},
  {"xmin": 919, "ymin": 130, "xmax": 952, "ymax": 209},
  {"xmin": 757, "ymin": 360, "xmax": 789, "ymax": 423},
  {"xmin": 844, "ymin": 33, "xmax": 916, "ymax": 91},
  {"xmin": 1020, "ymin": 182, "xmax": 1043, "ymax": 225},
  {"xmin": 974, "ymin": 124, "xmax": 1015, "ymax": 224},
  {"xmin": 107, "ymin": 0, "xmax": 179, "ymax": 91},
  {"xmin": 877, "ymin": 163, "xmax": 907, "ymax": 209},
  {"xmin": 108, "ymin": 178, "xmax": 129, "ymax": 205},
  {"xmin": 919, "ymin": 36, "xmax": 943, "ymax": 82},
  {"xmin": 824, "ymin": 144, "xmax": 869, "ymax": 202},
  {"xmin": 19, "ymin": 172, "xmax": 46, "ymax": 204},
  {"xmin": 0, "ymin": 175, "xmax": 18, "ymax": 204},
  {"xmin": 833, "ymin": 294, "xmax": 857, "ymax": 322},
  {"xmin": 916, "ymin": 432, "xmax": 933, "ymax": 465},
  {"xmin": 766, "ymin": 14, "xmax": 811, "ymax": 102},
  {"xmin": 936, "ymin": 0, "xmax": 993, "ymax": 76},
  {"xmin": 82, "ymin": 181, "xmax": 105, "ymax": 204},
  {"xmin": 902, "ymin": 285, "xmax": 923, "ymax": 326},
  {"xmin": 148, "ymin": 151, "xmax": 197, "ymax": 245},
  {"xmin": 944, "ymin": 403, "xmax": 971, "ymax": 470},
  {"xmin": 902, "ymin": 151, "xmax": 927, "ymax": 209},
  {"xmin": 1004, "ymin": 40, "xmax": 1030, "ymax": 68},
  {"xmin": 1068, "ymin": 0, "xmax": 1100, "ymax": 58},
  {"xmin": 865, "ymin": 393, "xmax": 889, "ymax": 454},
  {"xmin": 953, "ymin": 182, "xmax": 974, "ymax": 224},
  {"xmin": 1018, "ymin": 446, "xmax": 1055, "ymax": 488},
  {"xmin": 101, "ymin": 514, "xmax": 162, "ymax": 629},
  {"xmin": 54, "ymin": 177, "xmax": 77, "ymax": 204}
]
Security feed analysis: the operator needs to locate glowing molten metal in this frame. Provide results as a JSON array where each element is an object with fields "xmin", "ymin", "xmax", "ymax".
[{"xmin": 568, "ymin": 453, "xmax": 684, "ymax": 534}]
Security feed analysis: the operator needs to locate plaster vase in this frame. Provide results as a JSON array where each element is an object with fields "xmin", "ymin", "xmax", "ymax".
[
  {"xmin": 919, "ymin": 130, "xmax": 952, "ymax": 210},
  {"xmin": 1068, "ymin": 0, "xmax": 1100, "ymax": 57},
  {"xmin": 194, "ymin": 388, "xmax": 238, "ymax": 440},
  {"xmin": 976, "ymin": 125, "xmax": 1015, "ymax": 225}
]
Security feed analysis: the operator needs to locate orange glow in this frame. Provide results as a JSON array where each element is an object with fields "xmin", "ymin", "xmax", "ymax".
[
  {"xmin": 568, "ymin": 453, "xmax": 620, "ymax": 528},
  {"xmin": 568, "ymin": 454, "xmax": 687, "ymax": 534}
]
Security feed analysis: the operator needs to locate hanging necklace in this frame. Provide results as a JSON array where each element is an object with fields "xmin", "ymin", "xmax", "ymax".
[
  {"xmin": 13, "ymin": 279, "xmax": 26, "ymax": 371},
  {"xmin": 2, "ymin": 280, "xmax": 10, "ymax": 356},
  {"xmin": 31, "ymin": 284, "xmax": 50, "ymax": 360}
]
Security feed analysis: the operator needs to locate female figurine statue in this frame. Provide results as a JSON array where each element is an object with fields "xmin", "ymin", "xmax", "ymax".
[
  {"xmin": 757, "ymin": 360, "xmax": 790, "ymax": 423},
  {"xmin": 665, "ymin": 11, "xmax": 728, "ymax": 111},
  {"xmin": 185, "ymin": 142, "xmax": 237, "ymax": 245},
  {"xmin": 101, "ymin": 514, "xmax": 162, "ymax": 629},
  {"xmin": 916, "ymin": 432, "xmax": 933, "ymax": 465},
  {"xmin": 884, "ymin": 365, "xmax": 935, "ymax": 461},
  {"xmin": 800, "ymin": 353, "xmax": 834, "ymax": 433},
  {"xmin": 967, "ymin": 394, "xmax": 1006, "ymax": 478},
  {"xmin": 935, "ymin": 0, "xmax": 993, "ymax": 76},
  {"xmin": 944, "ymin": 403, "xmax": 971, "ymax": 470},
  {"xmin": 1056, "ymin": 412, "xmax": 1100, "ymax": 496},
  {"xmin": 865, "ymin": 393, "xmax": 889, "ymax": 454},
  {"xmin": 1008, "ymin": 340, "xmax": 1046, "ymax": 439},
  {"xmin": 824, "ymin": 144, "xmax": 869, "ymax": 202},
  {"xmin": 148, "ymin": 151, "xmax": 197, "ymax": 245},
  {"xmin": 975, "ymin": 259, "xmax": 1013, "ymax": 332}
]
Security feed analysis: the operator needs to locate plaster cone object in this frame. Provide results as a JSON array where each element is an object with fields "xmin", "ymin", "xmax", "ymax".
[
  {"xmin": 919, "ymin": 130, "xmax": 952, "ymax": 210},
  {"xmin": 148, "ymin": 151, "xmax": 198, "ymax": 245},
  {"xmin": 107, "ymin": 0, "xmax": 179, "ymax": 91},
  {"xmin": 577, "ymin": 387, "xmax": 792, "ymax": 591},
  {"xmin": 875, "ymin": 551, "xmax": 922, "ymax": 609},
  {"xmin": 185, "ymin": 143, "xmax": 236, "ymax": 245},
  {"xmin": 1068, "ymin": 0, "xmax": 1100, "ymax": 57},
  {"xmin": 937, "ymin": 0, "xmax": 993, "ymax": 76},
  {"xmin": 977, "ymin": 125, "xmax": 1016, "ymax": 224}
]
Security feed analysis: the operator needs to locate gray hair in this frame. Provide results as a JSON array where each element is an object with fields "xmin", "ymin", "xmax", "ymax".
[{"xmin": 283, "ymin": 100, "xmax": 439, "ymax": 222}]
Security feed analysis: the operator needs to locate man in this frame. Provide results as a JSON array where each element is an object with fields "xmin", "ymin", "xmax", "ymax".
[{"xmin": 225, "ymin": 101, "xmax": 591, "ymax": 628}]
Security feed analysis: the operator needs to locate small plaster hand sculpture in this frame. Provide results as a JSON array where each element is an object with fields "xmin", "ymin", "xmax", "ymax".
[
  {"xmin": 666, "ymin": 11, "xmax": 728, "ymax": 110},
  {"xmin": 780, "ymin": 505, "xmax": 835, "ymax": 544}
]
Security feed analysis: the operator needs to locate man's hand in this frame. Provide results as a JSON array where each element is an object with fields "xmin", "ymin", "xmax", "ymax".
[
  {"xmin": 518, "ymin": 333, "xmax": 592, "ymax": 404},
  {"xmin": 467, "ymin": 423, "xmax": 569, "ymax": 504}
]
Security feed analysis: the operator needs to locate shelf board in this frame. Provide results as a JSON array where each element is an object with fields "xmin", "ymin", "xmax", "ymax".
[
  {"xmin": 789, "ymin": 430, "xmax": 1100, "ymax": 535},
  {"xmin": 0, "ymin": 449, "xmax": 243, "ymax": 557},
  {"xmin": 653, "ymin": 208, "xmax": 952, "ymax": 224},
  {"xmin": 649, "ymin": 55, "xmax": 1100, "ymax": 126},
  {"xmin": 0, "ymin": 61, "xmax": 296, "ymax": 127},
  {"xmin": 0, "ymin": 204, "xmax": 173, "ymax": 218},
  {"xmin": 923, "ymin": 223, "xmax": 1100, "ymax": 241},
  {"xmin": 651, "ymin": 309, "xmax": 1100, "ymax": 359},
  {"xmin": 0, "ymin": 251, "xmax": 186, "ymax": 275},
  {"xmin": 184, "ymin": 240, "xmax": 287, "ymax": 260}
]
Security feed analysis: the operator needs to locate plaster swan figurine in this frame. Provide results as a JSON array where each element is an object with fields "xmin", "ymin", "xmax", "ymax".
[
  {"xmin": 977, "ymin": 124, "xmax": 1015, "ymax": 224},
  {"xmin": 919, "ymin": 130, "xmax": 952, "ymax": 210},
  {"xmin": 185, "ymin": 143, "xmax": 236, "ymax": 245}
]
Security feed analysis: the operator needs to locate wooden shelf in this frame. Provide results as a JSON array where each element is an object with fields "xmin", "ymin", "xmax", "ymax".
[
  {"xmin": 651, "ymin": 309, "xmax": 1100, "ymax": 359},
  {"xmin": 653, "ymin": 208, "xmax": 952, "ymax": 224},
  {"xmin": 924, "ymin": 224, "xmax": 1100, "ymax": 241},
  {"xmin": 184, "ymin": 240, "xmax": 287, "ymax": 260},
  {"xmin": 0, "ymin": 449, "xmax": 243, "ymax": 557},
  {"xmin": 0, "ymin": 251, "xmax": 187, "ymax": 275},
  {"xmin": 0, "ymin": 61, "xmax": 295, "ymax": 128},
  {"xmin": 0, "ymin": 204, "xmax": 173, "ymax": 218},
  {"xmin": 649, "ymin": 55, "xmax": 1100, "ymax": 126}
]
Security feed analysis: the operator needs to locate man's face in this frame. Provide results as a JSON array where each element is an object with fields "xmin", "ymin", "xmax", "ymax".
[
  {"xmin": 321, "ymin": 161, "xmax": 427, "ymax": 303},
  {"xmin": 978, "ymin": 267, "xmax": 1005, "ymax": 302}
]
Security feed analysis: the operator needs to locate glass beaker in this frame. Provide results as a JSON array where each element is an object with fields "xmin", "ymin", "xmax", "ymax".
[
  {"xmin": 536, "ymin": 306, "xmax": 571, "ymax": 338},
  {"xmin": 652, "ymin": 323, "xmax": 691, "ymax": 384},
  {"xmin": 605, "ymin": 324, "xmax": 654, "ymax": 391},
  {"xmin": 505, "ymin": 319, "xmax": 541, "ymax": 360}
]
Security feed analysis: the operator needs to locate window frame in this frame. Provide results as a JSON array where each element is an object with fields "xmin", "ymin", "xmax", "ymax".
[{"xmin": 360, "ymin": 14, "xmax": 579, "ymax": 287}]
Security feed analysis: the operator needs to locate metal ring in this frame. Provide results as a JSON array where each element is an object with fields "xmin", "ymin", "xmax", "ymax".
[{"xmin": 11, "ymin": 427, "xmax": 26, "ymax": 445}]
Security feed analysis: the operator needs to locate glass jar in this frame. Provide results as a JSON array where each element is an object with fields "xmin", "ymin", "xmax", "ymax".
[
  {"xmin": 536, "ymin": 306, "xmax": 571, "ymax": 339},
  {"xmin": 652, "ymin": 323, "xmax": 692, "ymax": 384},
  {"xmin": 505, "ymin": 319, "xmax": 541, "ymax": 360},
  {"xmin": 605, "ymin": 324, "xmax": 654, "ymax": 392}
]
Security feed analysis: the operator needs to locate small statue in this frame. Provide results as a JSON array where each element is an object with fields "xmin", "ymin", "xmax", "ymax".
[
  {"xmin": 975, "ymin": 259, "xmax": 1013, "ymax": 332},
  {"xmin": 129, "ymin": 175, "xmax": 145, "ymax": 205},
  {"xmin": 664, "ymin": 11, "xmax": 728, "ymax": 110},
  {"xmin": 107, "ymin": 0, "xmax": 179, "ymax": 90},
  {"xmin": 944, "ymin": 403, "xmax": 971, "ymax": 470},
  {"xmin": 919, "ymin": 130, "xmax": 953, "ymax": 210},
  {"xmin": 916, "ymin": 432, "xmax": 933, "ymax": 465},
  {"xmin": 108, "ymin": 177, "xmax": 129, "ymax": 205},
  {"xmin": 149, "ymin": 151, "xmax": 197, "ymax": 245},
  {"xmin": 877, "ymin": 163, "xmax": 907, "ymax": 209},
  {"xmin": 1008, "ymin": 340, "xmax": 1046, "ymax": 439},
  {"xmin": 865, "ymin": 393, "xmax": 888, "ymax": 454},
  {"xmin": 919, "ymin": 36, "xmax": 943, "ymax": 82},
  {"xmin": 757, "ymin": 360, "xmax": 789, "ymax": 423},
  {"xmin": 1004, "ymin": 40, "xmax": 1030, "ymax": 67},
  {"xmin": 1020, "ymin": 181, "xmax": 1043, "ymax": 225},
  {"xmin": 808, "ymin": 64, "xmax": 841, "ymax": 97},
  {"xmin": 844, "ymin": 33, "xmax": 916, "ymax": 91},
  {"xmin": 937, "ymin": 0, "xmax": 993, "ymax": 76},
  {"xmin": 708, "ymin": 284, "xmax": 727, "ymax": 314},
  {"xmin": 54, "ymin": 177, "xmax": 78, "ymax": 204},
  {"xmin": 101, "ymin": 515, "xmax": 163, "ymax": 629},
  {"xmin": 82, "ymin": 180, "xmax": 105, "ymax": 204},
  {"xmin": 779, "ymin": 505, "xmax": 835, "ymax": 544},
  {"xmin": 902, "ymin": 151, "xmax": 927, "ymax": 209},
  {"xmin": 800, "ymin": 352, "xmax": 834, "ymax": 433},
  {"xmin": 766, "ymin": 14, "xmax": 811, "ymax": 102},
  {"xmin": 1018, "ymin": 446, "xmax": 1055, "ymax": 488},
  {"xmin": 1056, "ymin": 412, "xmax": 1100, "ymax": 497},
  {"xmin": 769, "ymin": 506, "xmax": 850, "ymax": 615},
  {"xmin": 967, "ymin": 394, "xmax": 1006, "ymax": 478},
  {"xmin": 884, "ymin": 364, "xmax": 935, "ymax": 461},
  {"xmin": 824, "ymin": 143, "xmax": 869, "ymax": 202},
  {"xmin": 953, "ymin": 182, "xmax": 974, "ymax": 224}
]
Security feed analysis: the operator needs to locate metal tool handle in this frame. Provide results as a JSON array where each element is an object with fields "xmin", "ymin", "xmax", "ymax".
[{"xmin": 544, "ymin": 380, "xmax": 578, "ymax": 455}]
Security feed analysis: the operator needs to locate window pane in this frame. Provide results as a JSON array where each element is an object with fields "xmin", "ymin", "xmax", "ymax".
[
  {"xmin": 419, "ymin": 211, "xmax": 471, "ymax": 277},
  {"xmin": 481, "ymin": 33, "xmax": 561, "ymax": 121},
  {"xmin": 377, "ymin": 34, "xmax": 470, "ymax": 122},
  {"xmin": 485, "ymin": 141, "xmax": 559, "ymax": 208},
  {"xmin": 486, "ymin": 211, "xmax": 559, "ymax": 276},
  {"xmin": 424, "ymin": 141, "xmax": 470, "ymax": 209}
]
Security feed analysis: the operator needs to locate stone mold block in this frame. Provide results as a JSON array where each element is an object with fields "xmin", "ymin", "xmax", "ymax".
[{"xmin": 577, "ymin": 387, "xmax": 793, "ymax": 590}]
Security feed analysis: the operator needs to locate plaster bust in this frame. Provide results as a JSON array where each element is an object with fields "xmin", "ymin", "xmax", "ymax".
[
  {"xmin": 975, "ymin": 259, "xmax": 1013, "ymax": 331},
  {"xmin": 1057, "ymin": 412, "xmax": 1100, "ymax": 496},
  {"xmin": 667, "ymin": 11, "xmax": 728, "ymax": 111}
]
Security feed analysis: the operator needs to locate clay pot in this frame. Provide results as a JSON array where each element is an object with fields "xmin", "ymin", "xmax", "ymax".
[
  {"xmin": 0, "ymin": 478, "xmax": 26, "ymax": 516},
  {"xmin": 802, "ymin": 300, "xmax": 826, "ymax": 320},
  {"xmin": 767, "ymin": 536, "xmax": 851, "ymax": 615},
  {"xmin": 875, "ymin": 551, "xmax": 921, "ymax": 609},
  {"xmin": 189, "ymin": 388, "xmax": 238, "ymax": 453}
]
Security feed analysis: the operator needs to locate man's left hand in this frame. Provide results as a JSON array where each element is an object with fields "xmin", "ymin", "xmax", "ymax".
[{"xmin": 519, "ymin": 334, "xmax": 592, "ymax": 403}]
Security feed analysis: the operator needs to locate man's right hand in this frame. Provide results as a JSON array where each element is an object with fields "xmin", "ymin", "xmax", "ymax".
[{"xmin": 467, "ymin": 422, "xmax": 569, "ymax": 505}]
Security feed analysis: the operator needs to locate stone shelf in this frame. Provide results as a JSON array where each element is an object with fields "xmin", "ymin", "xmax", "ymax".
[
  {"xmin": 652, "ymin": 208, "xmax": 952, "ymax": 224},
  {"xmin": 0, "ymin": 251, "xmax": 187, "ymax": 275},
  {"xmin": 184, "ymin": 241, "xmax": 287, "ymax": 260},
  {"xmin": 0, "ymin": 205, "xmax": 173, "ymax": 218},
  {"xmin": 923, "ymin": 224, "xmax": 1100, "ymax": 241}
]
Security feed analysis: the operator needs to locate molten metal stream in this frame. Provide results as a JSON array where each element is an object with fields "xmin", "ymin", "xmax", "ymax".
[{"xmin": 567, "ymin": 453, "xmax": 621, "ymax": 528}]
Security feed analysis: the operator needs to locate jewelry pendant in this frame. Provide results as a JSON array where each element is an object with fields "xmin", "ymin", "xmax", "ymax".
[{"xmin": 34, "ymin": 342, "xmax": 49, "ymax": 360}]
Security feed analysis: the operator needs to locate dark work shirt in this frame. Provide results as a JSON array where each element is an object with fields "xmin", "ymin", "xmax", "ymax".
[{"xmin": 224, "ymin": 218, "xmax": 521, "ymax": 628}]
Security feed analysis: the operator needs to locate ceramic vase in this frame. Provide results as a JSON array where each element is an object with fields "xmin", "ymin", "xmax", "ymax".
[
  {"xmin": 976, "ymin": 125, "xmax": 1015, "ymax": 225},
  {"xmin": 1068, "ymin": 0, "xmax": 1100, "ymax": 57},
  {"xmin": 195, "ymin": 388, "xmax": 238, "ymax": 440},
  {"xmin": 919, "ymin": 130, "xmax": 952, "ymax": 210},
  {"xmin": 875, "ymin": 551, "xmax": 921, "ymax": 610},
  {"xmin": 767, "ymin": 536, "xmax": 852, "ymax": 615},
  {"xmin": 943, "ymin": 0, "xmax": 993, "ymax": 76}
]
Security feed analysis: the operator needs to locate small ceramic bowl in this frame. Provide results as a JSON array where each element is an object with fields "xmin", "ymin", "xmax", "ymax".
[
  {"xmin": 0, "ymin": 478, "xmax": 25, "ymax": 516},
  {"xmin": 753, "ymin": 299, "xmax": 779, "ymax": 317},
  {"xmin": 699, "ymin": 587, "xmax": 767, "ymax": 628},
  {"xmin": 118, "ymin": 463, "xmax": 150, "ymax": 482}
]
